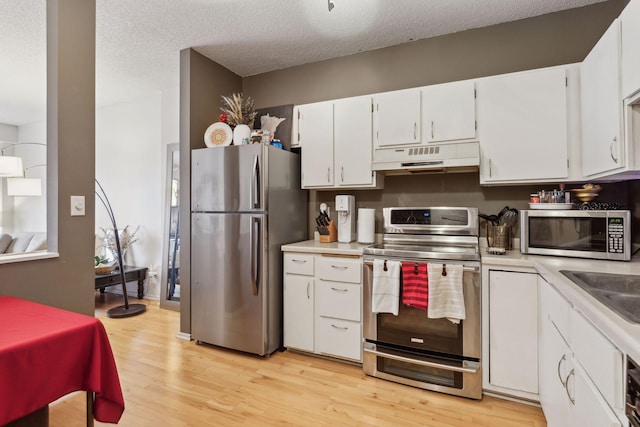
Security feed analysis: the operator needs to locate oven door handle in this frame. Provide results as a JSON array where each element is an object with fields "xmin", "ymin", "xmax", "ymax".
[
  {"xmin": 363, "ymin": 347, "xmax": 479, "ymax": 374},
  {"xmin": 363, "ymin": 260, "xmax": 479, "ymax": 272}
]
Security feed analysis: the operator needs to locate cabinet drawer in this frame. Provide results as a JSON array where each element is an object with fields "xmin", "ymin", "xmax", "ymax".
[
  {"xmin": 315, "ymin": 317, "xmax": 362, "ymax": 361},
  {"xmin": 540, "ymin": 277, "xmax": 571, "ymax": 341},
  {"xmin": 317, "ymin": 257, "xmax": 361, "ymax": 283},
  {"xmin": 571, "ymin": 309, "xmax": 624, "ymax": 411},
  {"xmin": 316, "ymin": 281, "xmax": 361, "ymax": 321},
  {"xmin": 284, "ymin": 253, "xmax": 314, "ymax": 276}
]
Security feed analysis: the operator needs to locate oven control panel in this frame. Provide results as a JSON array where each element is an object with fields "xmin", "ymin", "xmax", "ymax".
[{"xmin": 608, "ymin": 217, "xmax": 624, "ymax": 254}]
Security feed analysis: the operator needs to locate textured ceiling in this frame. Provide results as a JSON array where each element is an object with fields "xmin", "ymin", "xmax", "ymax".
[{"xmin": 0, "ymin": 0, "xmax": 607, "ymax": 126}]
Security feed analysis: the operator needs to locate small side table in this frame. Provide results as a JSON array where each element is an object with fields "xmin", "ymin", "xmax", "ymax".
[{"xmin": 95, "ymin": 265, "xmax": 148, "ymax": 299}]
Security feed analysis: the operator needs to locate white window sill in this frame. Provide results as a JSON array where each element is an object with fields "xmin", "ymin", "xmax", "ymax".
[{"xmin": 0, "ymin": 251, "xmax": 60, "ymax": 265}]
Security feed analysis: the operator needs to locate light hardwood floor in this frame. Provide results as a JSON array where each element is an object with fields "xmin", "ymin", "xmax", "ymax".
[{"xmin": 49, "ymin": 293, "xmax": 547, "ymax": 427}]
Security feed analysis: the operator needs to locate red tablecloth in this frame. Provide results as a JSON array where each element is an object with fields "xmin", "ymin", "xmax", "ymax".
[{"xmin": 0, "ymin": 296, "xmax": 124, "ymax": 425}]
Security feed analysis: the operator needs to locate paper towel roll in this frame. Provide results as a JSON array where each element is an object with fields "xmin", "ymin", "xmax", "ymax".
[{"xmin": 357, "ymin": 208, "xmax": 375, "ymax": 244}]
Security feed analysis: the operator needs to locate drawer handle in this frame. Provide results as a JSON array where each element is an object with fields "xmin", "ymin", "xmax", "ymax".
[
  {"xmin": 331, "ymin": 324, "xmax": 349, "ymax": 330},
  {"xmin": 331, "ymin": 287, "xmax": 348, "ymax": 292},
  {"xmin": 292, "ymin": 259, "xmax": 307, "ymax": 263},
  {"xmin": 565, "ymin": 369, "xmax": 575, "ymax": 405},
  {"xmin": 557, "ymin": 354, "xmax": 567, "ymax": 386},
  {"xmin": 331, "ymin": 265, "xmax": 348, "ymax": 270}
]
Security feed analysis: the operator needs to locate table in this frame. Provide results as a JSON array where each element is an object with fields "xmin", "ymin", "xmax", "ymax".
[
  {"xmin": 95, "ymin": 265, "xmax": 148, "ymax": 299},
  {"xmin": 0, "ymin": 296, "xmax": 125, "ymax": 426}
]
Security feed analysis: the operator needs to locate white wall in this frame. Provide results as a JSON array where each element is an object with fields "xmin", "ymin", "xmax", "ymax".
[
  {"xmin": 13, "ymin": 121, "xmax": 47, "ymax": 232},
  {"xmin": 95, "ymin": 88, "xmax": 179, "ymax": 300}
]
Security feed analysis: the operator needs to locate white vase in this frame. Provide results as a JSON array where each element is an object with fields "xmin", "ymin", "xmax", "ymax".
[{"xmin": 233, "ymin": 124, "xmax": 251, "ymax": 145}]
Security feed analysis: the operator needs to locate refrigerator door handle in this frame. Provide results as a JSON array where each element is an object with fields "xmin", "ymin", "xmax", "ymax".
[
  {"xmin": 250, "ymin": 155, "xmax": 260, "ymax": 209},
  {"xmin": 250, "ymin": 216, "xmax": 260, "ymax": 296}
]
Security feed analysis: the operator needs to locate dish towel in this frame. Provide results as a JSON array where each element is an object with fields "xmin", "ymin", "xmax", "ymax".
[
  {"xmin": 401, "ymin": 262, "xmax": 429, "ymax": 310},
  {"xmin": 427, "ymin": 263, "xmax": 465, "ymax": 324},
  {"xmin": 372, "ymin": 259, "xmax": 401, "ymax": 315}
]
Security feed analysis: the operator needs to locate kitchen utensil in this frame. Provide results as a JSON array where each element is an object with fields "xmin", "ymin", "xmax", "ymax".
[
  {"xmin": 497, "ymin": 206, "xmax": 510, "ymax": 220},
  {"xmin": 479, "ymin": 213, "xmax": 499, "ymax": 225},
  {"xmin": 500, "ymin": 209, "xmax": 519, "ymax": 228}
]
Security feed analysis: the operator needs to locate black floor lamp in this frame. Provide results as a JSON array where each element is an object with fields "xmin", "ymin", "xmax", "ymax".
[{"xmin": 95, "ymin": 179, "xmax": 146, "ymax": 318}]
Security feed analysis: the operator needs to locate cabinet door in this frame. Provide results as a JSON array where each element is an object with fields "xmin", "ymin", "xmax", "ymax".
[
  {"xmin": 621, "ymin": 0, "xmax": 640, "ymax": 99},
  {"xmin": 477, "ymin": 67, "xmax": 568, "ymax": 183},
  {"xmin": 373, "ymin": 88, "xmax": 421, "ymax": 148},
  {"xmin": 299, "ymin": 102, "xmax": 334, "ymax": 187},
  {"xmin": 334, "ymin": 96, "xmax": 374, "ymax": 186},
  {"xmin": 489, "ymin": 271, "xmax": 538, "ymax": 394},
  {"xmin": 571, "ymin": 363, "xmax": 623, "ymax": 427},
  {"xmin": 581, "ymin": 19, "xmax": 624, "ymax": 177},
  {"xmin": 283, "ymin": 275, "xmax": 314, "ymax": 352},
  {"xmin": 539, "ymin": 312, "xmax": 572, "ymax": 427},
  {"xmin": 422, "ymin": 81, "xmax": 476, "ymax": 143}
]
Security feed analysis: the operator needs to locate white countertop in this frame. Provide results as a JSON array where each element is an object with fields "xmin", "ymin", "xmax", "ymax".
[
  {"xmin": 535, "ymin": 256, "xmax": 640, "ymax": 364},
  {"xmin": 482, "ymin": 245, "xmax": 640, "ymax": 363},
  {"xmin": 281, "ymin": 239, "xmax": 370, "ymax": 256}
]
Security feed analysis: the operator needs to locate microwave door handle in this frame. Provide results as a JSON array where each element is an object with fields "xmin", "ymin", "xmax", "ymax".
[{"xmin": 363, "ymin": 347, "xmax": 479, "ymax": 374}]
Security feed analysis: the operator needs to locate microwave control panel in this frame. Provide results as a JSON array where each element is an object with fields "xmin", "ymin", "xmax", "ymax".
[{"xmin": 608, "ymin": 217, "xmax": 625, "ymax": 253}]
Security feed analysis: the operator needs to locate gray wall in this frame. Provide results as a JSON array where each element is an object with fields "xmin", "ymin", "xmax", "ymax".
[
  {"xmin": 244, "ymin": 1, "xmax": 626, "ymax": 108},
  {"xmin": 179, "ymin": 48, "xmax": 242, "ymax": 334},
  {"xmin": 242, "ymin": 0, "xmax": 628, "ymax": 239},
  {"xmin": 0, "ymin": 0, "xmax": 96, "ymax": 316}
]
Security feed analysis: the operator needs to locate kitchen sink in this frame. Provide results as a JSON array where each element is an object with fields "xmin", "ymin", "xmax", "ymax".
[{"xmin": 560, "ymin": 270, "xmax": 640, "ymax": 324}]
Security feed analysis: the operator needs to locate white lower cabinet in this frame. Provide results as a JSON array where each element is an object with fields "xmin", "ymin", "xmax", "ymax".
[
  {"xmin": 482, "ymin": 267, "xmax": 539, "ymax": 400},
  {"xmin": 283, "ymin": 252, "xmax": 363, "ymax": 363},
  {"xmin": 283, "ymin": 254, "xmax": 315, "ymax": 352},
  {"xmin": 538, "ymin": 275, "xmax": 625, "ymax": 427},
  {"xmin": 487, "ymin": 270, "xmax": 538, "ymax": 395}
]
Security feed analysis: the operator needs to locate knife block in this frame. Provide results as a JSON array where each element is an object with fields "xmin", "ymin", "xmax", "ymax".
[{"xmin": 319, "ymin": 220, "xmax": 337, "ymax": 243}]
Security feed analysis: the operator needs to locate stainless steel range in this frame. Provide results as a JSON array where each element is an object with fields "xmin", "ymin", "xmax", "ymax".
[{"xmin": 362, "ymin": 207, "xmax": 482, "ymax": 399}]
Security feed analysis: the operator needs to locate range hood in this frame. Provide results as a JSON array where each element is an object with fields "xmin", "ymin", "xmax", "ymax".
[{"xmin": 371, "ymin": 141, "xmax": 480, "ymax": 175}]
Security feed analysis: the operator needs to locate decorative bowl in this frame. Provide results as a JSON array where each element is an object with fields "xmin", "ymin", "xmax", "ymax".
[
  {"xmin": 95, "ymin": 264, "xmax": 117, "ymax": 275},
  {"xmin": 571, "ymin": 189, "xmax": 600, "ymax": 203}
]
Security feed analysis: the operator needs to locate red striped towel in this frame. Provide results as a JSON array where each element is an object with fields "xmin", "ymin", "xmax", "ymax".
[{"xmin": 401, "ymin": 262, "xmax": 428, "ymax": 310}]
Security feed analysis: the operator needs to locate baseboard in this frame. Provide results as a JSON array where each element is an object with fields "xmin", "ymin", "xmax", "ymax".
[{"xmin": 176, "ymin": 332, "xmax": 191, "ymax": 341}]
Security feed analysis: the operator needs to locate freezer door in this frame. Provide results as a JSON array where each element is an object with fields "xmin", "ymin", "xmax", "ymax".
[
  {"xmin": 192, "ymin": 145, "xmax": 265, "ymax": 212},
  {"xmin": 191, "ymin": 212, "xmax": 268, "ymax": 355}
]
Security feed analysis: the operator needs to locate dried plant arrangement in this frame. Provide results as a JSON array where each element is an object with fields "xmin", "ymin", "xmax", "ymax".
[{"xmin": 220, "ymin": 93, "xmax": 257, "ymax": 127}]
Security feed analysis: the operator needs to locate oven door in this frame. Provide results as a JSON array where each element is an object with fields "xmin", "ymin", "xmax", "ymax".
[
  {"xmin": 363, "ymin": 258, "xmax": 481, "ymax": 359},
  {"xmin": 362, "ymin": 257, "xmax": 481, "ymax": 399}
]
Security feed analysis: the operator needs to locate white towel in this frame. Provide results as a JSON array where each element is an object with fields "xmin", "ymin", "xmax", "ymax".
[
  {"xmin": 372, "ymin": 259, "xmax": 401, "ymax": 316},
  {"xmin": 427, "ymin": 263, "xmax": 465, "ymax": 324}
]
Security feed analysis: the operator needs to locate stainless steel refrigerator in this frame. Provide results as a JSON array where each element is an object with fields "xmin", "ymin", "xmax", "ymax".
[{"xmin": 190, "ymin": 144, "xmax": 307, "ymax": 356}]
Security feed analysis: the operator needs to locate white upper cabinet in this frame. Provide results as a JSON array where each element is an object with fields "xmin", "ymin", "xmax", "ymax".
[
  {"xmin": 334, "ymin": 96, "xmax": 377, "ymax": 186},
  {"xmin": 621, "ymin": 0, "xmax": 640, "ymax": 99},
  {"xmin": 297, "ymin": 98, "xmax": 381, "ymax": 190},
  {"xmin": 422, "ymin": 80, "xmax": 476, "ymax": 143},
  {"xmin": 581, "ymin": 19, "xmax": 624, "ymax": 178},
  {"xmin": 298, "ymin": 101, "xmax": 334, "ymax": 187},
  {"xmin": 477, "ymin": 66, "xmax": 569, "ymax": 184},
  {"xmin": 373, "ymin": 88, "xmax": 421, "ymax": 148}
]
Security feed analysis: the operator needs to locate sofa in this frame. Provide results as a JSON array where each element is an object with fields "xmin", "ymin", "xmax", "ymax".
[{"xmin": 0, "ymin": 232, "xmax": 47, "ymax": 254}]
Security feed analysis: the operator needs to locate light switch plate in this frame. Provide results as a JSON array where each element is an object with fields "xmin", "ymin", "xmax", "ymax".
[{"xmin": 70, "ymin": 195, "xmax": 85, "ymax": 216}]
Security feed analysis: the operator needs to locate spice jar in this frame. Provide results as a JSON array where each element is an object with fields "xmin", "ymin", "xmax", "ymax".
[{"xmin": 530, "ymin": 193, "xmax": 540, "ymax": 203}]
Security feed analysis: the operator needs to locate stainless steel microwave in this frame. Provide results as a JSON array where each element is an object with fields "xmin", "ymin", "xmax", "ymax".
[{"xmin": 520, "ymin": 209, "xmax": 631, "ymax": 261}]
